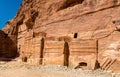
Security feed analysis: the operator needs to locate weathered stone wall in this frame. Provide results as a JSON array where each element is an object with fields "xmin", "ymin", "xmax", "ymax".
[
  {"xmin": 1, "ymin": 0, "xmax": 120, "ymax": 72},
  {"xmin": 69, "ymin": 39, "xmax": 98, "ymax": 69},
  {"xmin": 43, "ymin": 40, "xmax": 65, "ymax": 65},
  {"xmin": 17, "ymin": 23, "xmax": 46, "ymax": 65}
]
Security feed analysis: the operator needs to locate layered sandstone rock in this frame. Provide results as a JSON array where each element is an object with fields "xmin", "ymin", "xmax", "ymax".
[
  {"xmin": 1, "ymin": 0, "xmax": 120, "ymax": 72},
  {"xmin": 69, "ymin": 39, "xmax": 98, "ymax": 70},
  {"xmin": 0, "ymin": 30, "xmax": 17, "ymax": 59}
]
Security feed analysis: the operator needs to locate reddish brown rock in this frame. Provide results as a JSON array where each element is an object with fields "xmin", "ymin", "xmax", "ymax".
[
  {"xmin": 43, "ymin": 39, "xmax": 65, "ymax": 65},
  {"xmin": 69, "ymin": 39, "xmax": 98, "ymax": 70},
  {"xmin": 1, "ymin": 0, "xmax": 120, "ymax": 72},
  {"xmin": 0, "ymin": 30, "xmax": 17, "ymax": 59}
]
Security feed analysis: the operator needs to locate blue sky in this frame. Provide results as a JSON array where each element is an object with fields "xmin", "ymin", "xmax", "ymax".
[{"xmin": 0, "ymin": 0, "xmax": 22, "ymax": 29}]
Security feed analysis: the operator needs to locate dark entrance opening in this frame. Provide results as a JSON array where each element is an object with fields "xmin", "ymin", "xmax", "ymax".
[
  {"xmin": 22, "ymin": 56, "xmax": 27, "ymax": 62},
  {"xmin": 40, "ymin": 38, "xmax": 44, "ymax": 64},
  {"xmin": 74, "ymin": 33, "xmax": 78, "ymax": 38},
  {"xmin": 75, "ymin": 62, "xmax": 87, "ymax": 69},
  {"xmin": 79, "ymin": 62, "xmax": 87, "ymax": 66},
  {"xmin": 64, "ymin": 42, "xmax": 70, "ymax": 66}
]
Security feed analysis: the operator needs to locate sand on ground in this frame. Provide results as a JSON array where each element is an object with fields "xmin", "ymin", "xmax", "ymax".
[{"xmin": 0, "ymin": 61, "xmax": 119, "ymax": 77}]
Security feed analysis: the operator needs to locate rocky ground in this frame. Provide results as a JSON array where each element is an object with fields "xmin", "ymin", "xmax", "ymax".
[{"xmin": 0, "ymin": 60, "xmax": 119, "ymax": 77}]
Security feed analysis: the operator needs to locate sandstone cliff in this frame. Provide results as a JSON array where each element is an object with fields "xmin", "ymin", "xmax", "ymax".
[
  {"xmin": 0, "ymin": 30, "xmax": 17, "ymax": 59},
  {"xmin": 1, "ymin": 0, "xmax": 120, "ymax": 72}
]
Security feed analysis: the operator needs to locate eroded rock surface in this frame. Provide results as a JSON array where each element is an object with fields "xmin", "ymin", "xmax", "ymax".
[
  {"xmin": 0, "ymin": 30, "xmax": 17, "ymax": 59},
  {"xmin": 1, "ymin": 0, "xmax": 120, "ymax": 72}
]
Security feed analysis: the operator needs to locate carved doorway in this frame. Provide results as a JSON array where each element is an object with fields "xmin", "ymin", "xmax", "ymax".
[{"xmin": 64, "ymin": 42, "xmax": 70, "ymax": 66}]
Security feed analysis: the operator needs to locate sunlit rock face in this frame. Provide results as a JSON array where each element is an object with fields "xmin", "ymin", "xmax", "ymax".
[{"xmin": 1, "ymin": 0, "xmax": 120, "ymax": 72}]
